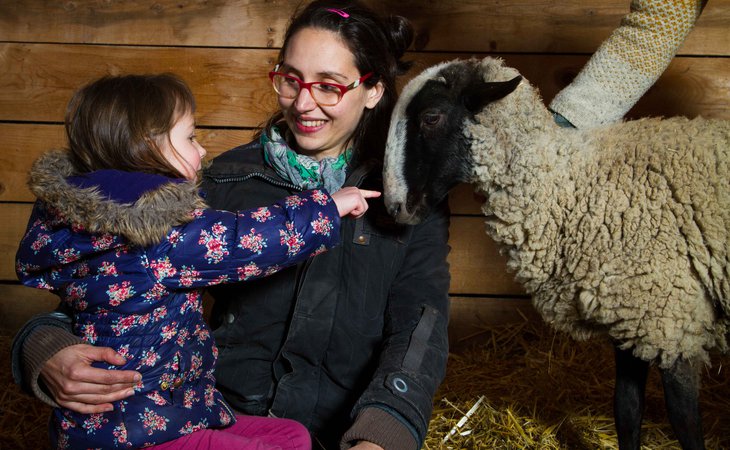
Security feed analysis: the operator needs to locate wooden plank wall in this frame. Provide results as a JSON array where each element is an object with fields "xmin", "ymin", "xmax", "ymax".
[{"xmin": 1, "ymin": 1, "xmax": 729, "ymax": 339}]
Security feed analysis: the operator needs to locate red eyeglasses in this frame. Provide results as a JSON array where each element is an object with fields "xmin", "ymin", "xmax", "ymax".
[{"xmin": 269, "ymin": 66, "xmax": 374, "ymax": 107}]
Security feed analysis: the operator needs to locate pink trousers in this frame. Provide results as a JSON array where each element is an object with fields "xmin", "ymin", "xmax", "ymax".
[{"xmin": 151, "ymin": 415, "xmax": 311, "ymax": 450}]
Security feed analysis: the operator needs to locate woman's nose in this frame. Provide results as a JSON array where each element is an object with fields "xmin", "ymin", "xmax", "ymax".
[{"xmin": 294, "ymin": 86, "xmax": 317, "ymax": 110}]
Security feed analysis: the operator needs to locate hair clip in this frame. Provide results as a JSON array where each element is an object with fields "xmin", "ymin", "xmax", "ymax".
[{"xmin": 326, "ymin": 8, "xmax": 349, "ymax": 18}]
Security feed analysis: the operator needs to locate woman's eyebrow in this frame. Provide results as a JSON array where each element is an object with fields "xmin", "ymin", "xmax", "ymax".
[{"xmin": 278, "ymin": 63, "xmax": 348, "ymax": 82}]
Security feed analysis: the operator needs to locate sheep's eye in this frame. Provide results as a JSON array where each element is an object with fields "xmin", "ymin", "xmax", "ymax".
[{"xmin": 420, "ymin": 111, "xmax": 443, "ymax": 128}]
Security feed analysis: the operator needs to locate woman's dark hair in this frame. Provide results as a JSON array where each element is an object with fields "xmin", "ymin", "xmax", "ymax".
[
  {"xmin": 261, "ymin": 0, "xmax": 414, "ymax": 164},
  {"xmin": 65, "ymin": 73, "xmax": 196, "ymax": 179}
]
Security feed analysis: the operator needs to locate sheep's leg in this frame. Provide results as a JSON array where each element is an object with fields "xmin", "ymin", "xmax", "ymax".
[
  {"xmin": 614, "ymin": 346, "xmax": 649, "ymax": 450},
  {"xmin": 660, "ymin": 358, "xmax": 705, "ymax": 450}
]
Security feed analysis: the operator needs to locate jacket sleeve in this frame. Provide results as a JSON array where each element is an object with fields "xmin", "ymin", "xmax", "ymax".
[
  {"xmin": 11, "ymin": 303, "xmax": 81, "ymax": 406},
  {"xmin": 549, "ymin": 0, "xmax": 706, "ymax": 128},
  {"xmin": 153, "ymin": 189, "xmax": 341, "ymax": 288},
  {"xmin": 343, "ymin": 200, "xmax": 451, "ymax": 449}
]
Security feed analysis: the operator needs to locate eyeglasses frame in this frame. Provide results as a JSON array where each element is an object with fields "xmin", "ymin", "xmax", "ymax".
[{"xmin": 268, "ymin": 65, "xmax": 374, "ymax": 107}]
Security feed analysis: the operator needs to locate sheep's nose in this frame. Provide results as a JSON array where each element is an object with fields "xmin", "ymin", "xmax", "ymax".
[{"xmin": 386, "ymin": 203, "xmax": 401, "ymax": 219}]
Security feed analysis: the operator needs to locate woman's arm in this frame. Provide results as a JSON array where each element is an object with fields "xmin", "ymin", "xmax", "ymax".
[{"xmin": 343, "ymin": 200, "xmax": 451, "ymax": 450}]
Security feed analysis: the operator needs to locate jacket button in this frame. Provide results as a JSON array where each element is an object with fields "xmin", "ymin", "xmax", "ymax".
[
  {"xmin": 357, "ymin": 235, "xmax": 366, "ymax": 244},
  {"xmin": 173, "ymin": 378, "xmax": 184, "ymax": 388},
  {"xmin": 160, "ymin": 381, "xmax": 170, "ymax": 391},
  {"xmin": 226, "ymin": 313, "xmax": 235, "ymax": 324},
  {"xmin": 393, "ymin": 377, "xmax": 408, "ymax": 393}
]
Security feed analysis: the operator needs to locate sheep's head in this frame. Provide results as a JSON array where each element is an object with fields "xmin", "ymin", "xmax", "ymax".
[{"xmin": 383, "ymin": 58, "xmax": 521, "ymax": 224}]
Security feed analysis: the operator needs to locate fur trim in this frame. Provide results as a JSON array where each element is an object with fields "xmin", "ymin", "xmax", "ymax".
[{"xmin": 28, "ymin": 149, "xmax": 208, "ymax": 247}]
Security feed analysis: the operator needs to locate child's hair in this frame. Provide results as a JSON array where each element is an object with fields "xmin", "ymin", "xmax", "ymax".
[
  {"xmin": 261, "ymin": 0, "xmax": 414, "ymax": 164},
  {"xmin": 65, "ymin": 73, "xmax": 196, "ymax": 179}
]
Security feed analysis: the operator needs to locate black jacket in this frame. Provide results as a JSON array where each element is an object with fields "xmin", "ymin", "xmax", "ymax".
[{"xmin": 201, "ymin": 140, "xmax": 451, "ymax": 449}]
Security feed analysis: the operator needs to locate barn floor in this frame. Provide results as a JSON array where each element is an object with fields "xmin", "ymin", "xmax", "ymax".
[
  {"xmin": 2, "ymin": 319, "xmax": 730, "ymax": 449},
  {"xmin": 425, "ymin": 320, "xmax": 730, "ymax": 449}
]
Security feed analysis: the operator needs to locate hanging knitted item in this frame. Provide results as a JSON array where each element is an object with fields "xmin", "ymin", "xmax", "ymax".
[{"xmin": 262, "ymin": 126, "xmax": 352, "ymax": 193}]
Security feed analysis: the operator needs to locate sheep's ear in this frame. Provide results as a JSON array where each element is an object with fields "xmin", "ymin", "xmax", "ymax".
[{"xmin": 464, "ymin": 75, "xmax": 522, "ymax": 114}]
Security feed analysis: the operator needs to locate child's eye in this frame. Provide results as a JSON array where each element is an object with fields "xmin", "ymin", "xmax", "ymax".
[{"xmin": 189, "ymin": 134, "xmax": 197, "ymax": 141}]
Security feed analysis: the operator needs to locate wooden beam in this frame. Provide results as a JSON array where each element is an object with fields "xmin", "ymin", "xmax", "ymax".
[
  {"xmin": 2, "ymin": 44, "xmax": 728, "ymax": 126},
  {"xmin": 448, "ymin": 296, "xmax": 539, "ymax": 348},
  {"xmin": 1, "ymin": 0, "xmax": 726, "ymax": 55},
  {"xmin": 0, "ymin": 44, "xmax": 280, "ymax": 127},
  {"xmin": 0, "ymin": 284, "xmax": 59, "ymax": 335}
]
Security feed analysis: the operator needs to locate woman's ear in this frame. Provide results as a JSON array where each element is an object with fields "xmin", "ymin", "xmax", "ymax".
[{"xmin": 364, "ymin": 80, "xmax": 385, "ymax": 109}]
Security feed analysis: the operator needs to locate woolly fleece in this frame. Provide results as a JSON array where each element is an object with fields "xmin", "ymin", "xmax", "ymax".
[{"xmin": 468, "ymin": 57, "xmax": 729, "ymax": 368}]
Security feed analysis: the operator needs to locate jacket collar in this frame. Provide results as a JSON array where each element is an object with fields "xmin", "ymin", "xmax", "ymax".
[
  {"xmin": 203, "ymin": 140, "xmax": 271, "ymax": 175},
  {"xmin": 28, "ymin": 149, "xmax": 207, "ymax": 246},
  {"xmin": 204, "ymin": 139, "xmax": 381, "ymax": 190}
]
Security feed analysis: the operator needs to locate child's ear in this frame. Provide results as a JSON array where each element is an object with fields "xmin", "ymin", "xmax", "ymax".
[
  {"xmin": 147, "ymin": 133, "xmax": 168, "ymax": 151},
  {"xmin": 365, "ymin": 80, "xmax": 385, "ymax": 110}
]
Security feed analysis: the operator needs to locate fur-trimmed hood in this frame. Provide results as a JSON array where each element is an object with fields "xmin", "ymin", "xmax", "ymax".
[{"xmin": 28, "ymin": 149, "xmax": 207, "ymax": 247}]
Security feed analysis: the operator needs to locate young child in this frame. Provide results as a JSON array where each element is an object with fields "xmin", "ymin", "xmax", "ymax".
[{"xmin": 15, "ymin": 73, "xmax": 378, "ymax": 449}]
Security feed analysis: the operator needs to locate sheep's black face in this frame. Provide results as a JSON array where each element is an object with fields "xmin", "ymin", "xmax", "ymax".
[{"xmin": 384, "ymin": 60, "xmax": 521, "ymax": 224}]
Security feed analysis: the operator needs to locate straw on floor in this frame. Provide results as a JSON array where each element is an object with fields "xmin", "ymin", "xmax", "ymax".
[
  {"xmin": 426, "ymin": 320, "xmax": 730, "ymax": 449},
  {"xmin": 2, "ymin": 319, "xmax": 729, "ymax": 449}
]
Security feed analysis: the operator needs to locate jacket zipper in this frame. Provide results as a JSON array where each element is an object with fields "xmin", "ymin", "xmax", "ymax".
[{"xmin": 209, "ymin": 172, "xmax": 303, "ymax": 192}]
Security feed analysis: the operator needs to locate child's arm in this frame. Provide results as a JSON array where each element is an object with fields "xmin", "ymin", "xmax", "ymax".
[{"xmin": 154, "ymin": 188, "xmax": 377, "ymax": 289}]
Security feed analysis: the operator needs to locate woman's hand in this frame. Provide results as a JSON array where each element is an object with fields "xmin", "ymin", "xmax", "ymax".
[
  {"xmin": 41, "ymin": 344, "xmax": 141, "ymax": 413},
  {"xmin": 331, "ymin": 187, "xmax": 381, "ymax": 218}
]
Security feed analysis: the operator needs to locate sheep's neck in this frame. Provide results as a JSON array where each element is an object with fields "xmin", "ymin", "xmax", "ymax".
[
  {"xmin": 468, "ymin": 91, "xmax": 574, "ymax": 290},
  {"xmin": 469, "ymin": 92, "xmax": 567, "ymax": 218}
]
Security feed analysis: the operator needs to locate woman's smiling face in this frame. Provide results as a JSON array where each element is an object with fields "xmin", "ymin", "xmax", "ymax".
[{"xmin": 277, "ymin": 27, "xmax": 384, "ymax": 161}]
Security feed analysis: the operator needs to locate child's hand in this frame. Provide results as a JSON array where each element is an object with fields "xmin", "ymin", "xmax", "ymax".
[{"xmin": 331, "ymin": 187, "xmax": 381, "ymax": 218}]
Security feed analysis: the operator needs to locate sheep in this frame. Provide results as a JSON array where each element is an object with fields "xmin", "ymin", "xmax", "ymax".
[{"xmin": 382, "ymin": 56, "xmax": 730, "ymax": 450}]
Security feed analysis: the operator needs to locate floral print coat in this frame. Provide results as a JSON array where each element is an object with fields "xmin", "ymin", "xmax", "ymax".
[{"xmin": 15, "ymin": 150, "xmax": 340, "ymax": 449}]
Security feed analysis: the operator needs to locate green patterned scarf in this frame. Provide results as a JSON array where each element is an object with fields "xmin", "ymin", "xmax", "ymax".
[{"xmin": 262, "ymin": 126, "xmax": 352, "ymax": 193}]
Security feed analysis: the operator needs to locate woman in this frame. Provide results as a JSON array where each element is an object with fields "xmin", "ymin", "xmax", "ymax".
[{"xmin": 12, "ymin": 1, "xmax": 451, "ymax": 449}]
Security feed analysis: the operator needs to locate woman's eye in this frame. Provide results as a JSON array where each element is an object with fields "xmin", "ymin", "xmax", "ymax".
[{"xmin": 315, "ymin": 83, "xmax": 339, "ymax": 93}]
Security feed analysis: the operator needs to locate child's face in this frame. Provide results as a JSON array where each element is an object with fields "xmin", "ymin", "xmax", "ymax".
[{"xmin": 162, "ymin": 112, "xmax": 207, "ymax": 180}]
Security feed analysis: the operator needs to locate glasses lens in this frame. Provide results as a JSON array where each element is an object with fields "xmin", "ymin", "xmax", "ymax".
[
  {"xmin": 310, "ymin": 83, "xmax": 342, "ymax": 106},
  {"xmin": 272, "ymin": 74, "xmax": 299, "ymax": 99},
  {"xmin": 271, "ymin": 74, "xmax": 343, "ymax": 106}
]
